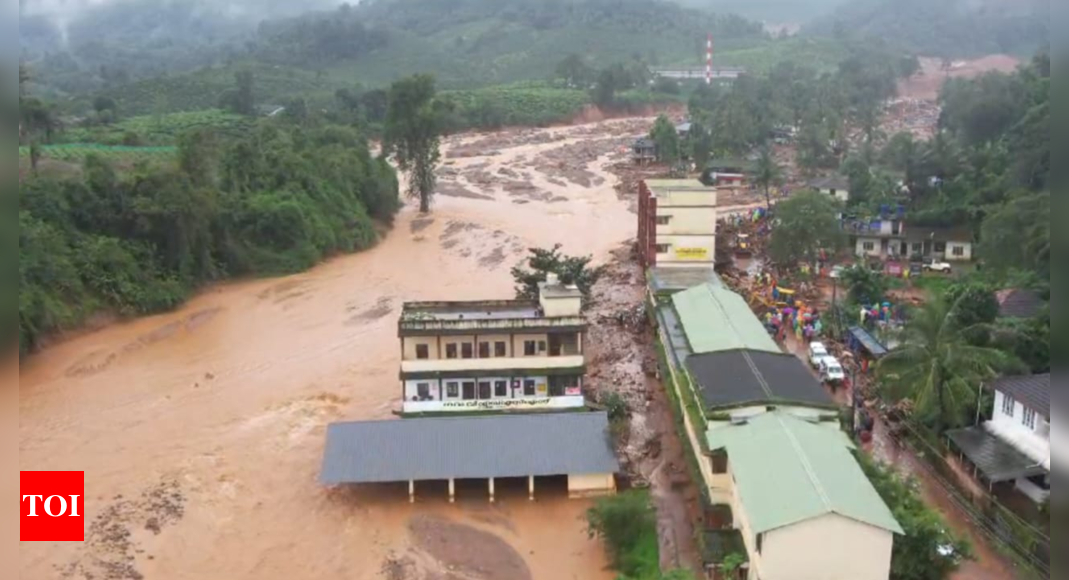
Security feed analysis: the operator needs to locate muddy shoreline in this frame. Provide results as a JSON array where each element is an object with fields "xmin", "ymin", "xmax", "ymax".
[{"xmin": 20, "ymin": 116, "xmax": 694, "ymax": 580}]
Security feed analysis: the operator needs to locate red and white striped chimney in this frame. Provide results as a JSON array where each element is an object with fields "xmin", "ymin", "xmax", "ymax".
[{"xmin": 706, "ymin": 34, "xmax": 713, "ymax": 85}]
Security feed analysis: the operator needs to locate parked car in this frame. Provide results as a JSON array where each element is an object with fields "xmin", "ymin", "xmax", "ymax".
[
  {"xmin": 819, "ymin": 357, "xmax": 846, "ymax": 386},
  {"xmin": 923, "ymin": 261, "xmax": 953, "ymax": 274},
  {"xmin": 808, "ymin": 342, "xmax": 829, "ymax": 368}
]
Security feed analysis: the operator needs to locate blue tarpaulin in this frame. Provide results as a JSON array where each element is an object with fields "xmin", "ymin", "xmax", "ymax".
[{"xmin": 847, "ymin": 326, "xmax": 889, "ymax": 358}]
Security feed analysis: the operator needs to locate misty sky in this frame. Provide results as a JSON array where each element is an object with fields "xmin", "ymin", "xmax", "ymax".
[{"xmin": 19, "ymin": 0, "xmax": 352, "ymax": 22}]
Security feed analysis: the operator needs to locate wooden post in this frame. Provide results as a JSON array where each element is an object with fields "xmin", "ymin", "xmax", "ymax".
[
  {"xmin": 528, "ymin": 476, "xmax": 535, "ymax": 501},
  {"xmin": 449, "ymin": 478, "xmax": 456, "ymax": 504},
  {"xmin": 409, "ymin": 480, "xmax": 415, "ymax": 504},
  {"xmin": 489, "ymin": 478, "xmax": 495, "ymax": 503}
]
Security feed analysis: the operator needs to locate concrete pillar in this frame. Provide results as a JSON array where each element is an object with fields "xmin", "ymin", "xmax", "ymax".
[
  {"xmin": 489, "ymin": 478, "xmax": 495, "ymax": 503},
  {"xmin": 409, "ymin": 480, "xmax": 415, "ymax": 504},
  {"xmin": 528, "ymin": 476, "xmax": 535, "ymax": 501},
  {"xmin": 449, "ymin": 478, "xmax": 456, "ymax": 504}
]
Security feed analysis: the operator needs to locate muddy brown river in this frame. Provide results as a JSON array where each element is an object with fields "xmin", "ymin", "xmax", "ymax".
[{"xmin": 19, "ymin": 119, "xmax": 655, "ymax": 580}]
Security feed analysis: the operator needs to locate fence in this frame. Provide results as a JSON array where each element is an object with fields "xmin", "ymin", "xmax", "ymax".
[{"xmin": 892, "ymin": 419, "xmax": 1051, "ymax": 578}]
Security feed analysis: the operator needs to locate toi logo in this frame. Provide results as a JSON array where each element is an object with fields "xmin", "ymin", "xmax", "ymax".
[{"xmin": 20, "ymin": 471, "xmax": 85, "ymax": 542}]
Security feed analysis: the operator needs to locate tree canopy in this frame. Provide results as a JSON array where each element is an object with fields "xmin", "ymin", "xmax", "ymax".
[
  {"xmin": 768, "ymin": 191, "xmax": 845, "ymax": 269},
  {"xmin": 384, "ymin": 75, "xmax": 447, "ymax": 213}
]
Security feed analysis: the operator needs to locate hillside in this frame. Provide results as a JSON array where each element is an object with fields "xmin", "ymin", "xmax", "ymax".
[
  {"xmin": 808, "ymin": 0, "xmax": 1049, "ymax": 57},
  {"xmin": 673, "ymin": 0, "xmax": 846, "ymax": 26}
]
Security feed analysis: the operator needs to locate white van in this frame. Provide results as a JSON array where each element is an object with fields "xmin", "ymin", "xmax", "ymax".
[{"xmin": 819, "ymin": 357, "xmax": 846, "ymax": 386}]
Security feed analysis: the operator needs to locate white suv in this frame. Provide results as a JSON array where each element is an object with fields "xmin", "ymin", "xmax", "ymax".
[
  {"xmin": 808, "ymin": 342, "xmax": 829, "ymax": 368},
  {"xmin": 924, "ymin": 261, "xmax": 953, "ymax": 274},
  {"xmin": 819, "ymin": 357, "xmax": 846, "ymax": 386}
]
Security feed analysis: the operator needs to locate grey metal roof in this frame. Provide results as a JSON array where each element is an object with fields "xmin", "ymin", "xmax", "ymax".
[
  {"xmin": 946, "ymin": 427, "xmax": 1048, "ymax": 482},
  {"xmin": 997, "ymin": 289, "xmax": 1045, "ymax": 319},
  {"xmin": 848, "ymin": 326, "xmax": 889, "ymax": 358},
  {"xmin": 648, "ymin": 267, "xmax": 723, "ymax": 295},
  {"xmin": 809, "ymin": 175, "xmax": 850, "ymax": 191},
  {"xmin": 990, "ymin": 374, "xmax": 1050, "ymax": 418},
  {"xmin": 321, "ymin": 412, "xmax": 619, "ymax": 485},
  {"xmin": 685, "ymin": 350, "xmax": 834, "ymax": 410}
]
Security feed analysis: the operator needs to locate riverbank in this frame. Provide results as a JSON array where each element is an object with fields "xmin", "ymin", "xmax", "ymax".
[{"xmin": 20, "ymin": 117, "xmax": 670, "ymax": 580}]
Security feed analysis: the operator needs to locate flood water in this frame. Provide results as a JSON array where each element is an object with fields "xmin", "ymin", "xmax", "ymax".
[{"xmin": 19, "ymin": 119, "xmax": 653, "ymax": 580}]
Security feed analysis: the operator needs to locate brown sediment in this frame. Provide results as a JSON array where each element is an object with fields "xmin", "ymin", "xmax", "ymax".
[{"xmin": 19, "ymin": 116, "xmax": 676, "ymax": 580}]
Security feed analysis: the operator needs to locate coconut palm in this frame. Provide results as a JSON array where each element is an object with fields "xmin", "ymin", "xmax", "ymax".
[
  {"xmin": 752, "ymin": 146, "xmax": 783, "ymax": 209},
  {"xmin": 877, "ymin": 297, "xmax": 1019, "ymax": 432}
]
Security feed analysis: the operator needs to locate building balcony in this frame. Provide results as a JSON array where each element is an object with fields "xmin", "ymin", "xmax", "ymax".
[
  {"xmin": 400, "ymin": 310, "xmax": 586, "ymax": 335},
  {"xmin": 401, "ymin": 355, "xmax": 586, "ymax": 377}
]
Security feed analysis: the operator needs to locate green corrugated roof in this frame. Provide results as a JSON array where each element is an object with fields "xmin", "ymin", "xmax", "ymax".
[
  {"xmin": 671, "ymin": 283, "xmax": 780, "ymax": 355},
  {"xmin": 706, "ymin": 413, "xmax": 903, "ymax": 535}
]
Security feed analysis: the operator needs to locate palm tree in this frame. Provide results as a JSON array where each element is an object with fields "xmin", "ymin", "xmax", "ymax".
[
  {"xmin": 752, "ymin": 146, "xmax": 783, "ymax": 209},
  {"xmin": 877, "ymin": 297, "xmax": 1017, "ymax": 432}
]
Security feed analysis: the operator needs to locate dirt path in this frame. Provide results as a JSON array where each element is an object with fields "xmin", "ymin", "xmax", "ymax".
[
  {"xmin": 781, "ymin": 325, "xmax": 1019, "ymax": 580},
  {"xmin": 584, "ymin": 249, "xmax": 704, "ymax": 575},
  {"xmin": 19, "ymin": 117, "xmax": 666, "ymax": 580}
]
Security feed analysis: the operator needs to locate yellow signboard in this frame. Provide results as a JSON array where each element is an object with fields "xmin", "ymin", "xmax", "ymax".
[{"xmin": 675, "ymin": 247, "xmax": 709, "ymax": 261}]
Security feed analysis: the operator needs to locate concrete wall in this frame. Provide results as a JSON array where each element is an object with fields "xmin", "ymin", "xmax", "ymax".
[
  {"xmin": 657, "ymin": 206, "xmax": 718, "ymax": 235},
  {"xmin": 819, "ymin": 187, "xmax": 850, "ymax": 203},
  {"xmin": 855, "ymin": 237, "xmax": 883, "ymax": 258},
  {"xmin": 654, "ymin": 234, "xmax": 717, "ymax": 267},
  {"xmin": 761, "ymin": 514, "xmax": 894, "ymax": 580},
  {"xmin": 660, "ymin": 190, "xmax": 718, "ymax": 208},
  {"xmin": 567, "ymin": 473, "xmax": 616, "ymax": 498},
  {"xmin": 401, "ymin": 355, "xmax": 584, "ymax": 374},
  {"xmin": 946, "ymin": 241, "xmax": 973, "ymax": 261},
  {"xmin": 542, "ymin": 295, "xmax": 582, "ymax": 318}
]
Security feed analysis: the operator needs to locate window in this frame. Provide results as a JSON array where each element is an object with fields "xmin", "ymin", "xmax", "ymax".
[
  {"xmin": 1001, "ymin": 394, "xmax": 1015, "ymax": 417},
  {"xmin": 862, "ymin": 241, "xmax": 875, "ymax": 251},
  {"xmin": 710, "ymin": 450, "xmax": 728, "ymax": 474},
  {"xmin": 524, "ymin": 340, "xmax": 537, "ymax": 356},
  {"xmin": 952, "ymin": 245, "xmax": 965, "ymax": 257},
  {"xmin": 891, "ymin": 221, "xmax": 901, "ymax": 236},
  {"xmin": 538, "ymin": 340, "xmax": 547, "ymax": 353},
  {"xmin": 461, "ymin": 343, "xmax": 474, "ymax": 359},
  {"xmin": 417, "ymin": 383, "xmax": 431, "ymax": 400},
  {"xmin": 934, "ymin": 241, "xmax": 947, "ymax": 253},
  {"xmin": 462, "ymin": 382, "xmax": 476, "ymax": 400},
  {"xmin": 1022, "ymin": 407, "xmax": 1037, "ymax": 430},
  {"xmin": 495, "ymin": 341, "xmax": 508, "ymax": 357},
  {"xmin": 494, "ymin": 381, "xmax": 508, "ymax": 398},
  {"xmin": 445, "ymin": 344, "xmax": 458, "ymax": 359},
  {"xmin": 478, "ymin": 381, "xmax": 492, "ymax": 400},
  {"xmin": 655, "ymin": 243, "xmax": 671, "ymax": 254},
  {"xmin": 655, "ymin": 215, "xmax": 671, "ymax": 226},
  {"xmin": 911, "ymin": 242, "xmax": 923, "ymax": 254},
  {"xmin": 523, "ymin": 380, "xmax": 536, "ymax": 397},
  {"xmin": 415, "ymin": 344, "xmax": 430, "ymax": 360},
  {"xmin": 478, "ymin": 342, "xmax": 490, "ymax": 358},
  {"xmin": 757, "ymin": 533, "xmax": 764, "ymax": 555},
  {"xmin": 446, "ymin": 382, "xmax": 459, "ymax": 398}
]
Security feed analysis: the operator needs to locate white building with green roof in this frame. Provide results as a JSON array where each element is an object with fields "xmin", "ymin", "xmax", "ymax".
[{"xmin": 706, "ymin": 412, "xmax": 903, "ymax": 580}]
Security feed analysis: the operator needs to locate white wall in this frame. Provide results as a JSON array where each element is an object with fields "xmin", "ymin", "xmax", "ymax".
[
  {"xmin": 945, "ymin": 241, "xmax": 973, "ymax": 261},
  {"xmin": 761, "ymin": 514, "xmax": 894, "ymax": 580},
  {"xmin": 654, "ymin": 234, "xmax": 717, "ymax": 266},
  {"xmin": 819, "ymin": 187, "xmax": 849, "ymax": 203},
  {"xmin": 567, "ymin": 473, "xmax": 616, "ymax": 498},
  {"xmin": 855, "ymin": 237, "xmax": 883, "ymax": 258}
]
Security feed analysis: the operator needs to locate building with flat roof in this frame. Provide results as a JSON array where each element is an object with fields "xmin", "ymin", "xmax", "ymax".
[
  {"xmin": 322, "ymin": 412, "xmax": 619, "ymax": 502},
  {"xmin": 638, "ymin": 179, "xmax": 719, "ymax": 269},
  {"xmin": 397, "ymin": 274, "xmax": 587, "ymax": 415},
  {"xmin": 706, "ymin": 412, "xmax": 902, "ymax": 580}
]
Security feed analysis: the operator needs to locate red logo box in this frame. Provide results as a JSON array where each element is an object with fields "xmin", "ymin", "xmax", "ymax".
[{"xmin": 20, "ymin": 471, "xmax": 85, "ymax": 542}]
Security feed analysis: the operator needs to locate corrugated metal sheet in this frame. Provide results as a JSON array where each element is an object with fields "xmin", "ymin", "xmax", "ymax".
[
  {"xmin": 321, "ymin": 412, "xmax": 619, "ymax": 485},
  {"xmin": 672, "ymin": 283, "xmax": 780, "ymax": 355},
  {"xmin": 707, "ymin": 413, "xmax": 903, "ymax": 535},
  {"xmin": 947, "ymin": 426, "xmax": 1048, "ymax": 482},
  {"xmin": 991, "ymin": 374, "xmax": 1050, "ymax": 418},
  {"xmin": 685, "ymin": 350, "xmax": 833, "ymax": 410}
]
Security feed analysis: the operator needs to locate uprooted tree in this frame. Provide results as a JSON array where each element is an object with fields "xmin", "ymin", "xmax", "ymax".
[{"xmin": 511, "ymin": 244, "xmax": 603, "ymax": 304}]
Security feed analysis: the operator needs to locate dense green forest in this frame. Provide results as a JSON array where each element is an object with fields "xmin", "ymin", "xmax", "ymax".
[
  {"xmin": 18, "ymin": 114, "xmax": 399, "ymax": 356},
  {"xmin": 808, "ymin": 0, "xmax": 1048, "ymax": 57}
]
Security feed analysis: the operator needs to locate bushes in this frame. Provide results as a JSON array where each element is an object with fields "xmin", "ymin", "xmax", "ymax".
[
  {"xmin": 17, "ymin": 121, "xmax": 399, "ymax": 356},
  {"xmin": 586, "ymin": 491, "xmax": 660, "ymax": 579}
]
